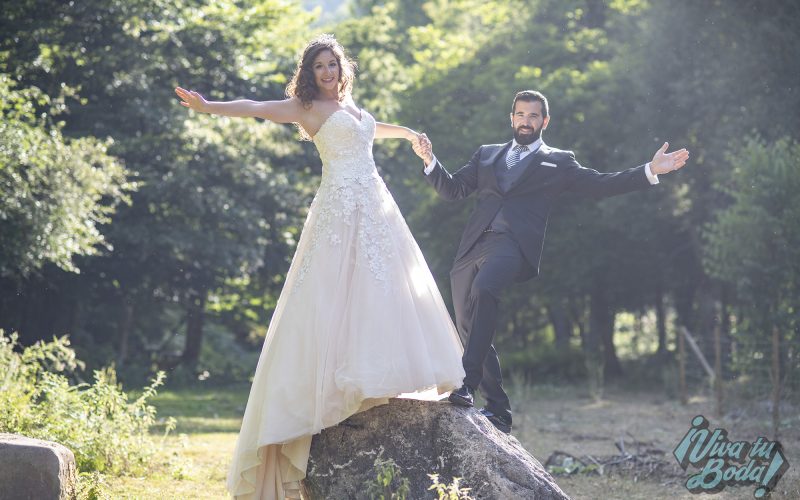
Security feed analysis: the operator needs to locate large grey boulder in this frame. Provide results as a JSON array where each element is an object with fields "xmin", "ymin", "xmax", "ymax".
[
  {"xmin": 305, "ymin": 399, "xmax": 569, "ymax": 499},
  {"xmin": 0, "ymin": 434, "xmax": 77, "ymax": 500}
]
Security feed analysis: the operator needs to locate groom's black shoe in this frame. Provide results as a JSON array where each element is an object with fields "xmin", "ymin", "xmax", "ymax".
[
  {"xmin": 479, "ymin": 407, "xmax": 512, "ymax": 434},
  {"xmin": 448, "ymin": 385, "xmax": 475, "ymax": 407}
]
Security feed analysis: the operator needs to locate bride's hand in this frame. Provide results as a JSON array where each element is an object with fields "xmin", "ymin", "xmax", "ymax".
[
  {"xmin": 175, "ymin": 86, "xmax": 208, "ymax": 112},
  {"xmin": 412, "ymin": 133, "xmax": 433, "ymax": 164}
]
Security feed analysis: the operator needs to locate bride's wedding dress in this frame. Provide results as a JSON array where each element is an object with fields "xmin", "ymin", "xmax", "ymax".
[{"xmin": 227, "ymin": 108, "xmax": 465, "ymax": 499}]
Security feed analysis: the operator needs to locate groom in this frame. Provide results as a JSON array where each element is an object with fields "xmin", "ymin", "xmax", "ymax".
[{"xmin": 413, "ymin": 90, "xmax": 688, "ymax": 434}]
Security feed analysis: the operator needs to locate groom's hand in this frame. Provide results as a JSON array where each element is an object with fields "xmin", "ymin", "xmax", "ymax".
[
  {"xmin": 650, "ymin": 142, "xmax": 690, "ymax": 175},
  {"xmin": 412, "ymin": 133, "xmax": 434, "ymax": 164}
]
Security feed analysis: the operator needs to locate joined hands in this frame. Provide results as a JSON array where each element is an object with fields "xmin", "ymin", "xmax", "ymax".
[{"xmin": 411, "ymin": 132, "xmax": 434, "ymax": 165}]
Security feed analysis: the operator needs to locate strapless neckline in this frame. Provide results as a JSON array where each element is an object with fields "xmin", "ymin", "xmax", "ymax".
[{"xmin": 312, "ymin": 108, "xmax": 366, "ymax": 141}]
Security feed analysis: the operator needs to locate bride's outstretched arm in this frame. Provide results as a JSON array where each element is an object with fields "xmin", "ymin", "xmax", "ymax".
[
  {"xmin": 374, "ymin": 121, "xmax": 418, "ymax": 141},
  {"xmin": 175, "ymin": 87, "xmax": 302, "ymax": 123}
]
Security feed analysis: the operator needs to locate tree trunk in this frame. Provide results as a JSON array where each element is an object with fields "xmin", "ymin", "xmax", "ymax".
[
  {"xmin": 19, "ymin": 279, "xmax": 34, "ymax": 343},
  {"xmin": 117, "ymin": 300, "xmax": 135, "ymax": 368},
  {"xmin": 656, "ymin": 290, "xmax": 668, "ymax": 356},
  {"xmin": 589, "ymin": 286, "xmax": 621, "ymax": 379},
  {"xmin": 678, "ymin": 324, "xmax": 687, "ymax": 404},
  {"xmin": 694, "ymin": 278, "xmax": 717, "ymax": 355},
  {"xmin": 720, "ymin": 287, "xmax": 733, "ymax": 376},
  {"xmin": 600, "ymin": 313, "xmax": 622, "ymax": 378},
  {"xmin": 182, "ymin": 291, "xmax": 207, "ymax": 369},
  {"xmin": 713, "ymin": 302, "xmax": 723, "ymax": 418},
  {"xmin": 771, "ymin": 324, "xmax": 781, "ymax": 440},
  {"xmin": 673, "ymin": 281, "xmax": 696, "ymax": 342},
  {"xmin": 582, "ymin": 294, "xmax": 602, "ymax": 400},
  {"xmin": 547, "ymin": 301, "xmax": 571, "ymax": 350},
  {"xmin": 570, "ymin": 299, "xmax": 587, "ymax": 349}
]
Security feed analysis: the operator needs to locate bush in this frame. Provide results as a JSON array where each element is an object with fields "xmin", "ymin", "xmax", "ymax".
[
  {"xmin": 365, "ymin": 457, "xmax": 410, "ymax": 500},
  {"xmin": 501, "ymin": 343, "xmax": 587, "ymax": 383},
  {"xmin": 0, "ymin": 330, "xmax": 173, "ymax": 475},
  {"xmin": 364, "ymin": 458, "xmax": 474, "ymax": 500},
  {"xmin": 428, "ymin": 474, "xmax": 474, "ymax": 500}
]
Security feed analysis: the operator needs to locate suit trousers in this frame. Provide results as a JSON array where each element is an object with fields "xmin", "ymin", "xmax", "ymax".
[{"xmin": 449, "ymin": 230, "xmax": 525, "ymax": 421}]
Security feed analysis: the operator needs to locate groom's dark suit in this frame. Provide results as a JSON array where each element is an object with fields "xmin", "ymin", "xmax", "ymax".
[{"xmin": 425, "ymin": 140, "xmax": 655, "ymax": 422}]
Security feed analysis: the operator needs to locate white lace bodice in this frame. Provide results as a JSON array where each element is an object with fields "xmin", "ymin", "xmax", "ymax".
[
  {"xmin": 313, "ymin": 109, "xmax": 377, "ymax": 185},
  {"xmin": 294, "ymin": 109, "xmax": 395, "ymax": 290}
]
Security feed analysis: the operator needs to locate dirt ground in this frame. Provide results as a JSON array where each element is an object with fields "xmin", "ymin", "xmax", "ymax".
[{"xmin": 499, "ymin": 382, "xmax": 800, "ymax": 500}]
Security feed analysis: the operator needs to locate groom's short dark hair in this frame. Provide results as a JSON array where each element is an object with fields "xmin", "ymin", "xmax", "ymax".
[{"xmin": 512, "ymin": 90, "xmax": 549, "ymax": 118}]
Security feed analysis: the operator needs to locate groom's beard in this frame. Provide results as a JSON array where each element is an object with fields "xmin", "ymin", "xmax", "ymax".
[{"xmin": 513, "ymin": 125, "xmax": 541, "ymax": 145}]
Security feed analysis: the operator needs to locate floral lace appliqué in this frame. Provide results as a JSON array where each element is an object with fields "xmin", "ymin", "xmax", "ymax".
[{"xmin": 293, "ymin": 110, "xmax": 394, "ymax": 291}]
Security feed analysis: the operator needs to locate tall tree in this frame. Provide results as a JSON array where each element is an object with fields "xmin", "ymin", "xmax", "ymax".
[{"xmin": 0, "ymin": 0, "xmax": 317, "ymax": 372}]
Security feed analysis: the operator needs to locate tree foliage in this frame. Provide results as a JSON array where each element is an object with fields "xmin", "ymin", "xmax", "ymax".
[
  {"xmin": 0, "ymin": 75, "xmax": 132, "ymax": 278},
  {"xmin": 703, "ymin": 138, "xmax": 800, "ymax": 378},
  {"xmin": 0, "ymin": 0, "xmax": 797, "ymax": 389}
]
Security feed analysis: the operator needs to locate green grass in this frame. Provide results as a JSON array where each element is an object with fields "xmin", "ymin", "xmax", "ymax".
[
  {"xmin": 103, "ymin": 385, "xmax": 250, "ymax": 499},
  {"xmin": 147, "ymin": 384, "xmax": 250, "ymax": 434},
  {"xmin": 102, "ymin": 381, "xmax": 800, "ymax": 499}
]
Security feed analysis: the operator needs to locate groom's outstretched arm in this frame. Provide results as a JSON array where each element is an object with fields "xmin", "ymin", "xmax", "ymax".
[
  {"xmin": 414, "ymin": 135, "xmax": 480, "ymax": 201},
  {"xmin": 563, "ymin": 154, "xmax": 654, "ymax": 198},
  {"xmin": 564, "ymin": 143, "xmax": 689, "ymax": 198}
]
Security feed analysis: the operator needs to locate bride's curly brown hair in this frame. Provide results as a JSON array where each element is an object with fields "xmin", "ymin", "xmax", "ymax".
[{"xmin": 286, "ymin": 34, "xmax": 357, "ymax": 137}]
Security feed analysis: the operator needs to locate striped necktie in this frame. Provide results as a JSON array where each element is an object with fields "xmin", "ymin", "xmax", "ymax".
[{"xmin": 506, "ymin": 144, "xmax": 529, "ymax": 170}]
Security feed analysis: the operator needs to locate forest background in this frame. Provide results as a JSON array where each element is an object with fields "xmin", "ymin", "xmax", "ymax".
[{"xmin": 1, "ymin": 0, "xmax": 799, "ymax": 496}]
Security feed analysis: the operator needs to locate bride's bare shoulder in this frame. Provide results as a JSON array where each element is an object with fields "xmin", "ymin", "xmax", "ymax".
[
  {"xmin": 292, "ymin": 100, "xmax": 336, "ymax": 139},
  {"xmin": 301, "ymin": 100, "xmax": 338, "ymax": 122}
]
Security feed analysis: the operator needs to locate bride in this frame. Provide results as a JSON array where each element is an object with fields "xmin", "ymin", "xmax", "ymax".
[{"xmin": 176, "ymin": 34, "xmax": 465, "ymax": 499}]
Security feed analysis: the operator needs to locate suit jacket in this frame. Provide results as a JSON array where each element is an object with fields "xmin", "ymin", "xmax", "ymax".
[{"xmin": 425, "ymin": 141, "xmax": 654, "ymax": 281}]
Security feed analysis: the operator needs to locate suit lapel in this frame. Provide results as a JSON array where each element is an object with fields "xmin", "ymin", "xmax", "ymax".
[
  {"xmin": 508, "ymin": 143, "xmax": 553, "ymax": 191},
  {"xmin": 485, "ymin": 142, "xmax": 511, "ymax": 168},
  {"xmin": 484, "ymin": 142, "xmax": 511, "ymax": 191}
]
